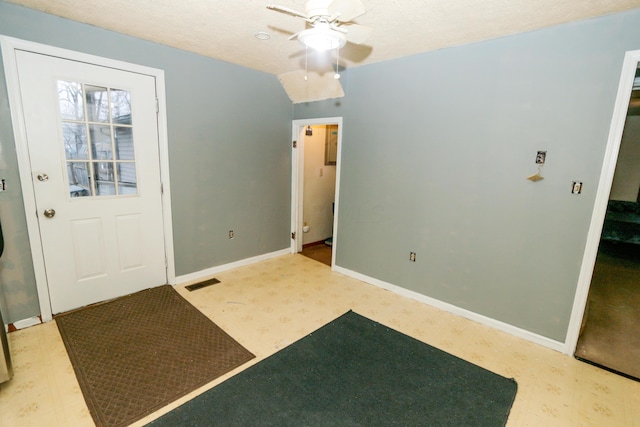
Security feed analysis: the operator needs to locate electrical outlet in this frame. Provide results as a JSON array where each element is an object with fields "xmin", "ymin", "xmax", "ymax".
[
  {"xmin": 409, "ymin": 252, "xmax": 416, "ymax": 262},
  {"xmin": 229, "ymin": 230, "xmax": 234, "ymax": 239},
  {"xmin": 535, "ymin": 151, "xmax": 547, "ymax": 165},
  {"xmin": 571, "ymin": 182, "xmax": 582, "ymax": 194}
]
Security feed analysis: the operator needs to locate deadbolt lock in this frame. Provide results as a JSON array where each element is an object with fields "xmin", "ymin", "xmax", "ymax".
[{"xmin": 37, "ymin": 173, "xmax": 49, "ymax": 182}]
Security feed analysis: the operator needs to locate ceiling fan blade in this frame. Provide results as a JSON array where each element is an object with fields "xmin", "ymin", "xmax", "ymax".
[
  {"xmin": 341, "ymin": 23, "xmax": 372, "ymax": 45},
  {"xmin": 278, "ymin": 69, "xmax": 345, "ymax": 104},
  {"xmin": 327, "ymin": 0, "xmax": 366, "ymax": 22},
  {"xmin": 266, "ymin": 4, "xmax": 309, "ymax": 20}
]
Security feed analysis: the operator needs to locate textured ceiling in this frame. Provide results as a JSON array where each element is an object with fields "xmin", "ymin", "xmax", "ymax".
[{"xmin": 6, "ymin": 0, "xmax": 640, "ymax": 77}]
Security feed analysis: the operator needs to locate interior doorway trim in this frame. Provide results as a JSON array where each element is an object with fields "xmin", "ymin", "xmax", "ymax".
[
  {"xmin": 291, "ymin": 117, "xmax": 343, "ymax": 268},
  {"xmin": 1, "ymin": 36, "xmax": 176, "ymax": 322},
  {"xmin": 565, "ymin": 49, "xmax": 640, "ymax": 354}
]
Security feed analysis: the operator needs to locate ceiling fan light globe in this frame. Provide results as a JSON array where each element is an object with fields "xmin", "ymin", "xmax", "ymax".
[{"xmin": 298, "ymin": 27, "xmax": 346, "ymax": 51}]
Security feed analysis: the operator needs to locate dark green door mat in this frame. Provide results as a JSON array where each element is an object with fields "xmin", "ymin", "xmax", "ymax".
[
  {"xmin": 56, "ymin": 285, "xmax": 255, "ymax": 427},
  {"xmin": 147, "ymin": 310, "xmax": 517, "ymax": 426}
]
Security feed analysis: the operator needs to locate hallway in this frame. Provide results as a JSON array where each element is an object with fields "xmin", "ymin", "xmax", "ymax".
[{"xmin": 575, "ymin": 240, "xmax": 640, "ymax": 380}]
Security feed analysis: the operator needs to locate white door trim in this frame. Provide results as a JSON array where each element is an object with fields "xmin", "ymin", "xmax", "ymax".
[
  {"xmin": 0, "ymin": 36, "xmax": 175, "ymax": 322},
  {"xmin": 291, "ymin": 117, "xmax": 343, "ymax": 268},
  {"xmin": 564, "ymin": 49, "xmax": 640, "ymax": 354}
]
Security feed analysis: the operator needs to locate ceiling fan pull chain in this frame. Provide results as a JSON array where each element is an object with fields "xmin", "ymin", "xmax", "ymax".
[
  {"xmin": 335, "ymin": 44, "xmax": 340, "ymax": 79},
  {"xmin": 305, "ymin": 46, "xmax": 309, "ymax": 81}
]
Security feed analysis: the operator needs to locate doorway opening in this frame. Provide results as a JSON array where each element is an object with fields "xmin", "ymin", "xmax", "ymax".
[
  {"xmin": 291, "ymin": 118, "xmax": 342, "ymax": 268},
  {"xmin": 574, "ymin": 64, "xmax": 640, "ymax": 381},
  {"xmin": 569, "ymin": 50, "xmax": 640, "ymax": 380}
]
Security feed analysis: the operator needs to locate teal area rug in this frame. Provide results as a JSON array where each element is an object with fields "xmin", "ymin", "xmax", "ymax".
[{"xmin": 148, "ymin": 311, "xmax": 517, "ymax": 426}]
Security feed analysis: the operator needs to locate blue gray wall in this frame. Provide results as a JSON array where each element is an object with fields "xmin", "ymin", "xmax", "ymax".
[
  {"xmin": 0, "ymin": 1, "xmax": 292, "ymax": 323},
  {"xmin": 0, "ymin": 55, "xmax": 36, "ymax": 323},
  {"xmin": 296, "ymin": 9, "xmax": 640, "ymax": 341}
]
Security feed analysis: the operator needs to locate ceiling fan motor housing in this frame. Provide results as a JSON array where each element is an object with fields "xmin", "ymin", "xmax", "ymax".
[{"xmin": 305, "ymin": 0, "xmax": 332, "ymax": 19}]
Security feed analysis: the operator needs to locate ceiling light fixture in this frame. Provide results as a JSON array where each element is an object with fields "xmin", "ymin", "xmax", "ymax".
[
  {"xmin": 297, "ymin": 23, "xmax": 346, "ymax": 52},
  {"xmin": 299, "ymin": 22, "xmax": 344, "ymax": 80}
]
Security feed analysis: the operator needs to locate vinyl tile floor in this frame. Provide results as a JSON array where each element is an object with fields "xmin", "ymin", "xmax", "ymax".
[{"xmin": 1, "ymin": 254, "xmax": 639, "ymax": 426}]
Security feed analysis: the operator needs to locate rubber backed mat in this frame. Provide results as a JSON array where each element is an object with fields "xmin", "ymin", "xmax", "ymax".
[
  {"xmin": 148, "ymin": 310, "xmax": 517, "ymax": 426},
  {"xmin": 56, "ymin": 285, "xmax": 255, "ymax": 427}
]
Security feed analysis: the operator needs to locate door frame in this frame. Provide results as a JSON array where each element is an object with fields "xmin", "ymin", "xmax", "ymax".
[
  {"xmin": 565, "ymin": 49, "xmax": 640, "ymax": 354},
  {"xmin": 1, "ymin": 36, "xmax": 176, "ymax": 322},
  {"xmin": 291, "ymin": 117, "xmax": 343, "ymax": 268}
]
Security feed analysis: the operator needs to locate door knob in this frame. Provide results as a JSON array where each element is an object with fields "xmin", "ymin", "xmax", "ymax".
[
  {"xmin": 37, "ymin": 173, "xmax": 49, "ymax": 182},
  {"xmin": 43, "ymin": 208, "xmax": 56, "ymax": 218}
]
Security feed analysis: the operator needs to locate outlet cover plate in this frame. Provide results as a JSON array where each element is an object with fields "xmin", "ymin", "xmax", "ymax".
[{"xmin": 572, "ymin": 181, "xmax": 583, "ymax": 194}]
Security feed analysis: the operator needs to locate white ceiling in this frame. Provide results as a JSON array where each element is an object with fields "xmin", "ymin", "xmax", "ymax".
[{"xmin": 6, "ymin": 0, "xmax": 640, "ymax": 78}]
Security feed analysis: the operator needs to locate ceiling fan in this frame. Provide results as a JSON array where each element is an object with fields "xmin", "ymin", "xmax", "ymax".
[{"xmin": 267, "ymin": 0, "xmax": 372, "ymax": 52}]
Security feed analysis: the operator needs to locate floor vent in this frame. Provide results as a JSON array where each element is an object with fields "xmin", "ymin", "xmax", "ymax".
[{"xmin": 185, "ymin": 278, "xmax": 221, "ymax": 292}]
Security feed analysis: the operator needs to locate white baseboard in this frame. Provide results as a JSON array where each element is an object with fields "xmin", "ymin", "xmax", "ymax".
[
  {"xmin": 10, "ymin": 316, "xmax": 42, "ymax": 330},
  {"xmin": 174, "ymin": 251, "xmax": 567, "ymax": 353},
  {"xmin": 174, "ymin": 248, "xmax": 291, "ymax": 285},
  {"xmin": 333, "ymin": 264, "xmax": 567, "ymax": 354}
]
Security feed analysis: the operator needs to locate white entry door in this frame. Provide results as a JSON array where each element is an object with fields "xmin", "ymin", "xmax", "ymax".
[{"xmin": 15, "ymin": 51, "xmax": 167, "ymax": 314}]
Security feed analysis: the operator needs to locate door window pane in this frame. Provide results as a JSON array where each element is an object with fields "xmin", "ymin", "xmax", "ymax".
[
  {"xmin": 117, "ymin": 163, "xmax": 137, "ymax": 195},
  {"xmin": 96, "ymin": 182, "xmax": 116, "ymax": 196},
  {"xmin": 111, "ymin": 89, "xmax": 132, "ymax": 125},
  {"xmin": 67, "ymin": 162, "xmax": 91, "ymax": 197},
  {"xmin": 62, "ymin": 123, "xmax": 88, "ymax": 160},
  {"xmin": 94, "ymin": 162, "xmax": 115, "ymax": 196},
  {"xmin": 89, "ymin": 125, "xmax": 113, "ymax": 160},
  {"xmin": 58, "ymin": 81, "xmax": 85, "ymax": 121},
  {"xmin": 115, "ymin": 126, "xmax": 135, "ymax": 160},
  {"xmin": 85, "ymin": 85, "xmax": 110, "ymax": 123}
]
